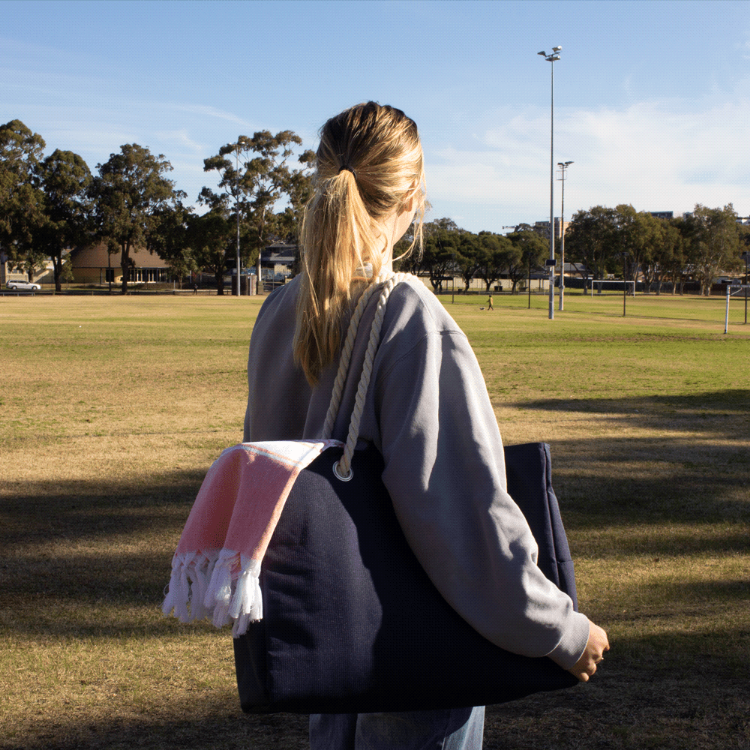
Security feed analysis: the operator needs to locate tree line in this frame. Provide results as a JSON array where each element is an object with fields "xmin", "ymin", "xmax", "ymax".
[
  {"xmin": 564, "ymin": 203, "xmax": 749, "ymax": 296},
  {"xmin": 2, "ymin": 119, "xmax": 748, "ymax": 296},
  {"xmin": 396, "ymin": 206, "xmax": 748, "ymax": 297},
  {"xmin": 0, "ymin": 119, "xmax": 314, "ymax": 294},
  {"xmin": 394, "ymin": 217, "xmax": 549, "ymax": 293}
]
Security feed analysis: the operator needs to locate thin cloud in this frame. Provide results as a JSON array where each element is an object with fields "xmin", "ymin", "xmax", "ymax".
[
  {"xmin": 155, "ymin": 129, "xmax": 205, "ymax": 154},
  {"xmin": 425, "ymin": 95, "xmax": 750, "ymax": 226},
  {"xmin": 171, "ymin": 104, "xmax": 254, "ymax": 128}
]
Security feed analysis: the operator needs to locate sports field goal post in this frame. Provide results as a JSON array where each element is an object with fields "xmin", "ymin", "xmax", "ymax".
[
  {"xmin": 589, "ymin": 279, "xmax": 636, "ymax": 297},
  {"xmin": 724, "ymin": 282, "xmax": 750, "ymax": 333}
]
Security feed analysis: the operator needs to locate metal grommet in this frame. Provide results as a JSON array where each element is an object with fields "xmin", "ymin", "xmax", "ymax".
[{"xmin": 332, "ymin": 460, "xmax": 353, "ymax": 482}]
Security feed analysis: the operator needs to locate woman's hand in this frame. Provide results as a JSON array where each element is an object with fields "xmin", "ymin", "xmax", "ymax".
[{"xmin": 568, "ymin": 620, "xmax": 610, "ymax": 682}]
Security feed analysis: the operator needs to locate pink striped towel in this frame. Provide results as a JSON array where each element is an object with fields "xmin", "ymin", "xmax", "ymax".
[{"xmin": 162, "ymin": 439, "xmax": 341, "ymax": 636}]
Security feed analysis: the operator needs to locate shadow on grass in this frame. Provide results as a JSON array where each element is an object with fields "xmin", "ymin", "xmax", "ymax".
[
  {"xmin": 545, "ymin": 434, "xmax": 750, "ymax": 526},
  {"xmin": 1, "ymin": 471, "xmax": 207, "ymax": 638},
  {"xmin": 3, "ymin": 699, "xmax": 311, "ymax": 750},
  {"xmin": 2, "ymin": 385, "xmax": 748, "ymax": 639},
  {"xmin": 517, "ymin": 388, "xmax": 750, "ymax": 434},
  {"xmin": 0, "ymin": 470, "xmax": 206, "ymax": 546},
  {"xmin": 6, "ymin": 629, "xmax": 749, "ymax": 750},
  {"xmin": 509, "ymin": 389, "xmax": 750, "ymax": 529}
]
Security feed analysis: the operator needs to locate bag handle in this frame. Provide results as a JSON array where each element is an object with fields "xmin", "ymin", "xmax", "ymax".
[
  {"xmin": 321, "ymin": 273, "xmax": 412, "ymax": 480},
  {"xmin": 321, "ymin": 278, "xmax": 384, "ymax": 440}
]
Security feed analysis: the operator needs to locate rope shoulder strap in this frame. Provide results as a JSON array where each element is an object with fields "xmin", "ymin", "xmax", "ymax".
[{"xmin": 321, "ymin": 272, "xmax": 413, "ymax": 480}]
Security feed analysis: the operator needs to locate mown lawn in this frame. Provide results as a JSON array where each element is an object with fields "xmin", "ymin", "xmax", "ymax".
[{"xmin": 1, "ymin": 289, "xmax": 748, "ymax": 749}]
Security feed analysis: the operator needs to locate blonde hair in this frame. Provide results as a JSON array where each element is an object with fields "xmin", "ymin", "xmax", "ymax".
[{"xmin": 294, "ymin": 102, "xmax": 425, "ymax": 384}]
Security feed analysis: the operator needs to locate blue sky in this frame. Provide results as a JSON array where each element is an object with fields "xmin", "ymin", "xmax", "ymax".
[{"xmin": 3, "ymin": 0, "xmax": 749, "ymax": 233}]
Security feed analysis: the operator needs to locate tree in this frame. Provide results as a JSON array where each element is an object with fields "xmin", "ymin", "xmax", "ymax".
[
  {"xmin": 203, "ymin": 131, "xmax": 309, "ymax": 289},
  {"xmin": 650, "ymin": 219, "xmax": 685, "ymax": 295},
  {"xmin": 91, "ymin": 144, "xmax": 185, "ymax": 294},
  {"xmin": 683, "ymin": 204, "xmax": 739, "ymax": 296},
  {"xmin": 273, "ymin": 148, "xmax": 316, "ymax": 244},
  {"xmin": 35, "ymin": 150, "xmax": 93, "ymax": 291},
  {"xmin": 565, "ymin": 206, "xmax": 618, "ymax": 289},
  {"xmin": 393, "ymin": 221, "xmax": 425, "ymax": 276},
  {"xmin": 474, "ymin": 232, "xmax": 514, "ymax": 292},
  {"xmin": 185, "ymin": 205, "xmax": 238, "ymax": 295},
  {"xmin": 455, "ymin": 233, "xmax": 480, "ymax": 291},
  {"xmin": 147, "ymin": 200, "xmax": 195, "ymax": 287},
  {"xmin": 422, "ymin": 219, "xmax": 460, "ymax": 292},
  {"xmin": 0, "ymin": 120, "xmax": 46, "ymax": 278},
  {"xmin": 506, "ymin": 230, "xmax": 546, "ymax": 293},
  {"xmin": 611, "ymin": 205, "xmax": 661, "ymax": 291}
]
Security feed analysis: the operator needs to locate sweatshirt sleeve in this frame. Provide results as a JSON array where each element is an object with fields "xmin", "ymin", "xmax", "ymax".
[{"xmin": 371, "ymin": 287, "xmax": 589, "ymax": 669}]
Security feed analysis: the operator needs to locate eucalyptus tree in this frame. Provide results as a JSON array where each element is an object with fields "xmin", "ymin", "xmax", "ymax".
[
  {"xmin": 203, "ymin": 130, "xmax": 311, "ymax": 286},
  {"xmin": 651, "ymin": 219, "xmax": 685, "ymax": 294},
  {"xmin": 91, "ymin": 144, "xmax": 185, "ymax": 294},
  {"xmin": 273, "ymin": 148, "xmax": 316, "ymax": 244},
  {"xmin": 0, "ymin": 119, "xmax": 46, "ymax": 278},
  {"xmin": 683, "ymin": 204, "xmax": 740, "ymax": 295},
  {"xmin": 35, "ymin": 150, "xmax": 93, "ymax": 291},
  {"xmin": 422, "ymin": 219, "xmax": 460, "ymax": 292},
  {"xmin": 474, "ymin": 232, "xmax": 514, "ymax": 292},
  {"xmin": 612, "ymin": 205, "xmax": 661, "ymax": 290},
  {"xmin": 185, "ymin": 207, "xmax": 235, "ymax": 295},
  {"xmin": 392, "ymin": 226, "xmax": 425, "ymax": 276},
  {"xmin": 147, "ymin": 200, "xmax": 195, "ymax": 287},
  {"xmin": 506, "ymin": 229, "xmax": 547, "ymax": 293},
  {"xmin": 454, "ymin": 232, "xmax": 480, "ymax": 291},
  {"xmin": 565, "ymin": 206, "xmax": 618, "ymax": 289}
]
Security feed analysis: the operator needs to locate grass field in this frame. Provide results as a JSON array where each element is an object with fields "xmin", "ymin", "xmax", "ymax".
[{"xmin": 1, "ymin": 289, "xmax": 748, "ymax": 750}]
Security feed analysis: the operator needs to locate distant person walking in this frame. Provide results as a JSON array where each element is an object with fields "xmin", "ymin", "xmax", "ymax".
[{"xmin": 487, "ymin": 294, "xmax": 494, "ymax": 310}]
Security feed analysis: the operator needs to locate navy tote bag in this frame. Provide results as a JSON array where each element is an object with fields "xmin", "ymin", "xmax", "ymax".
[{"xmin": 233, "ymin": 440, "xmax": 578, "ymax": 714}]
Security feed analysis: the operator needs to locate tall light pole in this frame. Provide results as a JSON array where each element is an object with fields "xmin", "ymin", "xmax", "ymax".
[
  {"xmin": 235, "ymin": 140, "xmax": 242, "ymax": 297},
  {"xmin": 538, "ymin": 46, "xmax": 562, "ymax": 320},
  {"xmin": 557, "ymin": 160, "xmax": 573, "ymax": 311}
]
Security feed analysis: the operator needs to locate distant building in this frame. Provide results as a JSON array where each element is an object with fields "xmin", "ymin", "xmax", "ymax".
[
  {"xmin": 649, "ymin": 211, "xmax": 674, "ymax": 221},
  {"xmin": 260, "ymin": 241, "xmax": 298, "ymax": 280},
  {"xmin": 1, "ymin": 252, "xmax": 55, "ymax": 285},
  {"xmin": 68, "ymin": 243, "xmax": 170, "ymax": 285},
  {"xmin": 534, "ymin": 218, "xmax": 570, "ymax": 240}
]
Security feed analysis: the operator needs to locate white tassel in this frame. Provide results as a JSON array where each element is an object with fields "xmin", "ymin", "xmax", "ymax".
[
  {"xmin": 164, "ymin": 548, "xmax": 266, "ymax": 632},
  {"xmin": 187, "ymin": 561, "xmax": 209, "ymax": 621},
  {"xmin": 229, "ymin": 557, "xmax": 262, "ymax": 636},
  {"xmin": 206, "ymin": 550, "xmax": 235, "ymax": 628},
  {"xmin": 162, "ymin": 564, "xmax": 182, "ymax": 617},
  {"xmin": 175, "ymin": 568, "xmax": 190, "ymax": 622}
]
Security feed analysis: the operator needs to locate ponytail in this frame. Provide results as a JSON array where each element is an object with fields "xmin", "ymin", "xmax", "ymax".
[{"xmin": 294, "ymin": 103, "xmax": 424, "ymax": 385}]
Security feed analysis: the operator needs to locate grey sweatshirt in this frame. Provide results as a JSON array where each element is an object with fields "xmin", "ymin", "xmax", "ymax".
[{"xmin": 243, "ymin": 276, "xmax": 590, "ymax": 669}]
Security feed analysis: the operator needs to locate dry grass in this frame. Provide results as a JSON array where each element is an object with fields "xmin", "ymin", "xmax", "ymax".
[{"xmin": 1, "ymin": 292, "xmax": 748, "ymax": 749}]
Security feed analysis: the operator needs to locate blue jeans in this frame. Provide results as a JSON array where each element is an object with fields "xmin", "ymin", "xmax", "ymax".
[{"xmin": 309, "ymin": 707, "xmax": 485, "ymax": 750}]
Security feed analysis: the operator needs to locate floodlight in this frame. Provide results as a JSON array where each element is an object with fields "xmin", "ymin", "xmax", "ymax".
[
  {"xmin": 538, "ymin": 51, "xmax": 546, "ymax": 56},
  {"xmin": 552, "ymin": 46, "xmax": 562, "ymax": 51}
]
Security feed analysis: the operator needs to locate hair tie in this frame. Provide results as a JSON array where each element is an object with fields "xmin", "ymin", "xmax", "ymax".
[{"xmin": 338, "ymin": 165, "xmax": 357, "ymax": 179}]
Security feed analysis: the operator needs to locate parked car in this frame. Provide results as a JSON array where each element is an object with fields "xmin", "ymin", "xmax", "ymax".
[{"xmin": 6, "ymin": 280, "xmax": 41, "ymax": 291}]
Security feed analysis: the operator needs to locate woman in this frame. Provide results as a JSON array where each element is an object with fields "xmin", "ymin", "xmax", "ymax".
[{"xmin": 243, "ymin": 102, "xmax": 608, "ymax": 750}]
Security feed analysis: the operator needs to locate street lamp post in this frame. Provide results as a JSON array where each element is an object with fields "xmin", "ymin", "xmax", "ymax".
[
  {"xmin": 538, "ymin": 46, "xmax": 562, "ymax": 321},
  {"xmin": 621, "ymin": 252, "xmax": 628, "ymax": 317},
  {"xmin": 235, "ymin": 140, "xmax": 242, "ymax": 297},
  {"xmin": 557, "ymin": 160, "xmax": 573, "ymax": 311}
]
